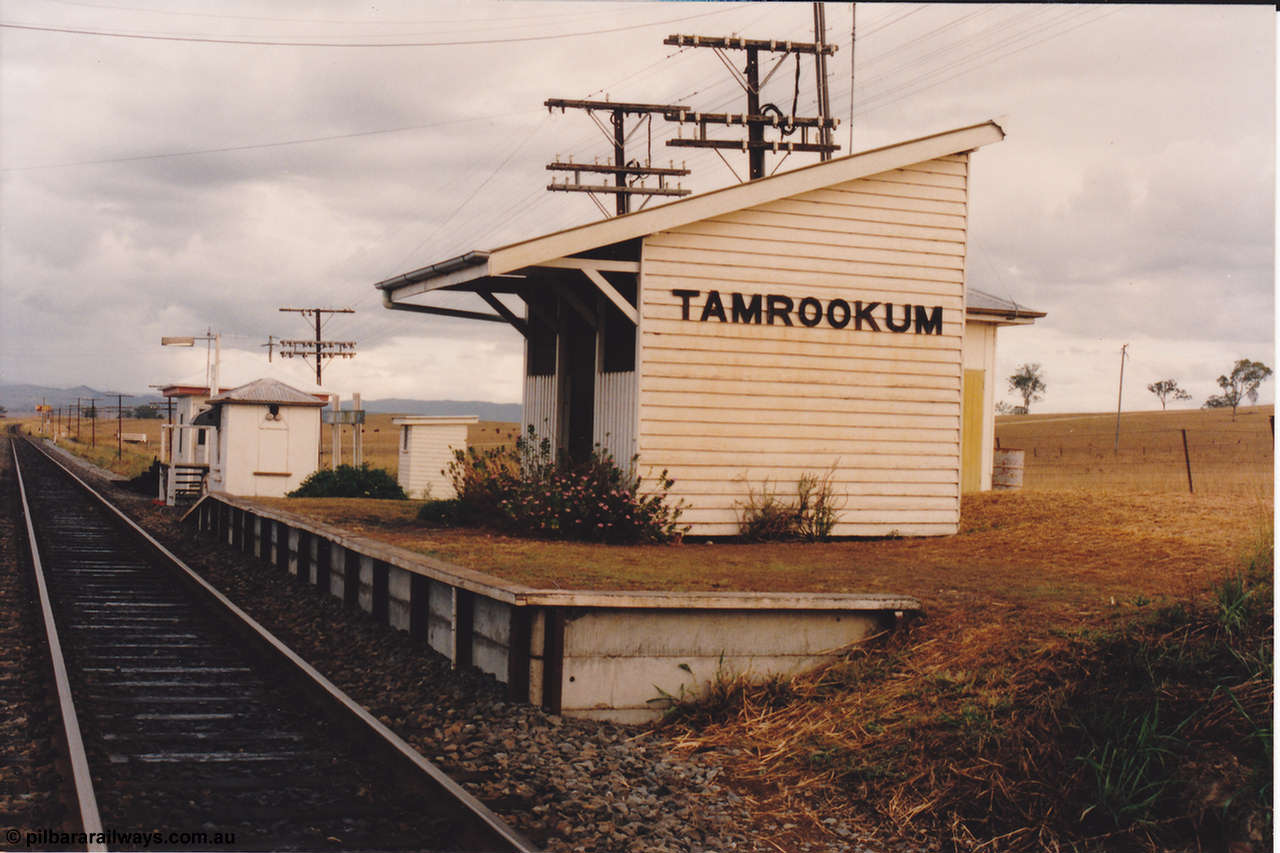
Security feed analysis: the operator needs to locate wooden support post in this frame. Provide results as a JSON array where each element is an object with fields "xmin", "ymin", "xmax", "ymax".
[
  {"xmin": 542, "ymin": 609, "xmax": 565, "ymax": 715},
  {"xmin": 409, "ymin": 574, "xmax": 429, "ymax": 641},
  {"xmin": 507, "ymin": 608, "xmax": 532, "ymax": 703},
  {"xmin": 342, "ymin": 549, "xmax": 359, "ymax": 608},
  {"xmin": 330, "ymin": 394, "xmax": 340, "ymax": 470},
  {"xmin": 371, "ymin": 560, "xmax": 389, "ymax": 624},
  {"xmin": 316, "ymin": 538, "xmax": 331, "ymax": 595},
  {"xmin": 296, "ymin": 531, "xmax": 311, "ymax": 581},
  {"xmin": 241, "ymin": 510, "xmax": 253, "ymax": 554}
]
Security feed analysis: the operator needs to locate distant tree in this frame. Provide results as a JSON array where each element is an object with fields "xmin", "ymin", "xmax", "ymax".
[
  {"xmin": 1008, "ymin": 363, "xmax": 1046, "ymax": 414},
  {"xmin": 132, "ymin": 404, "xmax": 162, "ymax": 419},
  {"xmin": 0, "ymin": 405, "xmax": 7, "ymax": 418},
  {"xmin": 1202, "ymin": 358, "xmax": 1273, "ymax": 420},
  {"xmin": 994, "ymin": 400, "xmax": 1017, "ymax": 415},
  {"xmin": 1147, "ymin": 379, "xmax": 1192, "ymax": 411}
]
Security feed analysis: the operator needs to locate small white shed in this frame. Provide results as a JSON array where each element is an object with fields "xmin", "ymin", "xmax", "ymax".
[
  {"xmin": 205, "ymin": 378, "xmax": 328, "ymax": 497},
  {"xmin": 961, "ymin": 289, "xmax": 1045, "ymax": 492},
  {"xmin": 393, "ymin": 415, "xmax": 479, "ymax": 500}
]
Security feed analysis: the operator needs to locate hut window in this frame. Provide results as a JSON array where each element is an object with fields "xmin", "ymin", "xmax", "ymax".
[
  {"xmin": 601, "ymin": 276, "xmax": 636, "ymax": 373},
  {"xmin": 266, "ymin": 404, "xmax": 281, "ymax": 421},
  {"xmin": 401, "ymin": 426, "xmax": 409, "ymax": 451}
]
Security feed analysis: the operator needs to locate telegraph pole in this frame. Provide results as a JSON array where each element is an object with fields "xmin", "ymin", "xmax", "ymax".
[
  {"xmin": 1114, "ymin": 343, "xmax": 1129, "ymax": 454},
  {"xmin": 545, "ymin": 99, "xmax": 692, "ymax": 216},
  {"xmin": 813, "ymin": 2, "xmax": 833, "ymax": 160},
  {"xmin": 662, "ymin": 33, "xmax": 840, "ymax": 179},
  {"xmin": 277, "ymin": 307, "xmax": 357, "ymax": 386},
  {"xmin": 849, "ymin": 3, "xmax": 856, "ymax": 151}
]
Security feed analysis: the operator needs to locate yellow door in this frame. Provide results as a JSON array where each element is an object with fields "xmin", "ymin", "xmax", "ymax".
[{"xmin": 961, "ymin": 369, "xmax": 985, "ymax": 493}]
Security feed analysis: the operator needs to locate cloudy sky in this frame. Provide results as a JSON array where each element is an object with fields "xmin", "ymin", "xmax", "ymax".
[{"xmin": 1, "ymin": 1, "xmax": 1273, "ymax": 413}]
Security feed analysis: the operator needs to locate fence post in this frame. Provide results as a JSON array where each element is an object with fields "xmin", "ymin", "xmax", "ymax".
[{"xmin": 1181, "ymin": 429, "xmax": 1194, "ymax": 494}]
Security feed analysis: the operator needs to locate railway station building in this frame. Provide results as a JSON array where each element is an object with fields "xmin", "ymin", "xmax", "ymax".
[{"xmin": 375, "ymin": 120, "xmax": 1042, "ymax": 537}]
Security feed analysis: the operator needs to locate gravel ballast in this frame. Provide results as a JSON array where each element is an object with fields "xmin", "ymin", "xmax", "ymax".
[{"xmin": 20, "ymin": 440, "xmax": 882, "ymax": 853}]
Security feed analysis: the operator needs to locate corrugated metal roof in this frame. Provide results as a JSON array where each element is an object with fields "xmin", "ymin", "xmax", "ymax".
[
  {"xmin": 207, "ymin": 378, "xmax": 329, "ymax": 406},
  {"xmin": 966, "ymin": 287, "xmax": 1045, "ymax": 319}
]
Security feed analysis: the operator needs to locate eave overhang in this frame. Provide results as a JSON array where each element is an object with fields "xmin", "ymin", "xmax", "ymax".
[
  {"xmin": 376, "ymin": 120, "xmax": 1006, "ymax": 310},
  {"xmin": 965, "ymin": 305, "xmax": 1046, "ymax": 326}
]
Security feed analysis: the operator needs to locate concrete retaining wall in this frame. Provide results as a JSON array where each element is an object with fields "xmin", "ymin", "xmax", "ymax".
[{"xmin": 186, "ymin": 493, "xmax": 919, "ymax": 722}]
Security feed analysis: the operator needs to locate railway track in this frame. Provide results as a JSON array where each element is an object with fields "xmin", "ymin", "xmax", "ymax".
[{"xmin": 11, "ymin": 436, "xmax": 539, "ymax": 853}]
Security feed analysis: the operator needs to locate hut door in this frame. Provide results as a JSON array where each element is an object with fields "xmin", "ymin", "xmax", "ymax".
[
  {"xmin": 559, "ymin": 311, "xmax": 596, "ymax": 463},
  {"xmin": 961, "ymin": 369, "xmax": 984, "ymax": 493}
]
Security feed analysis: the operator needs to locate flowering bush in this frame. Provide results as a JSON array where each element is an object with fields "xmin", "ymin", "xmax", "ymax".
[
  {"xmin": 433, "ymin": 427, "xmax": 686, "ymax": 544},
  {"xmin": 288, "ymin": 464, "xmax": 406, "ymax": 499}
]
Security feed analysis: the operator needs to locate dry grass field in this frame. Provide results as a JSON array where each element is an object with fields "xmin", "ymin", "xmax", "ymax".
[
  {"xmin": 996, "ymin": 404, "xmax": 1273, "ymax": 496},
  {"xmin": 321, "ymin": 414, "xmax": 518, "ymax": 475},
  {"xmin": 10, "ymin": 412, "xmax": 519, "ymax": 481}
]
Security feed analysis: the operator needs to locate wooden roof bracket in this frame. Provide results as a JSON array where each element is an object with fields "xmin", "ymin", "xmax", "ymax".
[
  {"xmin": 532, "ymin": 258, "xmax": 640, "ymax": 325},
  {"xmin": 476, "ymin": 289, "xmax": 529, "ymax": 338}
]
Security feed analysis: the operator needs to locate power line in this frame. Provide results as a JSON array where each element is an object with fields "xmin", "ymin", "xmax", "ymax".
[
  {"xmin": 31, "ymin": 0, "xmax": 682, "ymax": 28},
  {"xmin": 0, "ymin": 8, "xmax": 742, "ymax": 48},
  {"xmin": 1, "ymin": 111, "xmax": 540, "ymax": 172}
]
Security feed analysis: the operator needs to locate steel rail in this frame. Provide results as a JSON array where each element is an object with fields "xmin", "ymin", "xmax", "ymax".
[
  {"xmin": 18, "ymin": 436, "xmax": 541, "ymax": 853},
  {"xmin": 11, "ymin": 441, "xmax": 107, "ymax": 852}
]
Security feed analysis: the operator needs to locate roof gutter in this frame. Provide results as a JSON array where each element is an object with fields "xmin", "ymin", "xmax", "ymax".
[{"xmin": 374, "ymin": 250, "xmax": 490, "ymax": 302}]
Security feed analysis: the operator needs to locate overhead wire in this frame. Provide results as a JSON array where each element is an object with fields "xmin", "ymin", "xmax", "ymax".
[
  {"xmin": 28, "ymin": 0, "xmax": 685, "ymax": 28},
  {"xmin": 0, "ymin": 110, "xmax": 542, "ymax": 172},
  {"xmin": 0, "ymin": 6, "xmax": 747, "ymax": 48}
]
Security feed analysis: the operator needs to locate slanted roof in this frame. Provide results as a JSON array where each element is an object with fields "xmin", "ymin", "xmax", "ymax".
[
  {"xmin": 376, "ymin": 120, "xmax": 1006, "ymax": 304},
  {"xmin": 207, "ymin": 378, "xmax": 329, "ymax": 407},
  {"xmin": 159, "ymin": 384, "xmax": 211, "ymax": 398},
  {"xmin": 966, "ymin": 287, "xmax": 1046, "ymax": 325}
]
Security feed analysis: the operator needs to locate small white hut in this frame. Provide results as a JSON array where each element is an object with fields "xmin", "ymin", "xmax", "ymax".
[
  {"xmin": 205, "ymin": 379, "xmax": 328, "ymax": 497},
  {"xmin": 393, "ymin": 415, "xmax": 479, "ymax": 500}
]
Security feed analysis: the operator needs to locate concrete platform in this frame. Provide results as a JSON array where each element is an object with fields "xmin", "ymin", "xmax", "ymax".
[{"xmin": 184, "ymin": 493, "xmax": 920, "ymax": 723}]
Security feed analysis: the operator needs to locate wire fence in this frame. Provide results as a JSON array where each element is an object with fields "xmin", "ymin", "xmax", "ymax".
[{"xmin": 995, "ymin": 417, "xmax": 1274, "ymax": 496}]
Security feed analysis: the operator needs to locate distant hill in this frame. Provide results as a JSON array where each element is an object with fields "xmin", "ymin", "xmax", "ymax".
[
  {"xmin": 0, "ymin": 384, "xmax": 162, "ymax": 413},
  {"xmin": 0, "ymin": 383, "xmax": 520, "ymax": 421},
  {"xmin": 356, "ymin": 399, "xmax": 521, "ymax": 421}
]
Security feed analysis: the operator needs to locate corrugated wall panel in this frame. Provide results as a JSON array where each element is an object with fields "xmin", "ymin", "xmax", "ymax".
[
  {"xmin": 636, "ymin": 155, "xmax": 969, "ymax": 537},
  {"xmin": 522, "ymin": 374, "xmax": 558, "ymax": 445},
  {"xmin": 594, "ymin": 370, "xmax": 637, "ymax": 470}
]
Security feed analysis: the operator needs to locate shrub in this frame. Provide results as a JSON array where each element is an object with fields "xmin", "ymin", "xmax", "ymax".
[
  {"xmin": 287, "ymin": 464, "xmax": 407, "ymax": 499},
  {"xmin": 443, "ymin": 426, "xmax": 686, "ymax": 544},
  {"xmin": 736, "ymin": 466, "xmax": 845, "ymax": 541},
  {"xmin": 416, "ymin": 498, "xmax": 463, "ymax": 526}
]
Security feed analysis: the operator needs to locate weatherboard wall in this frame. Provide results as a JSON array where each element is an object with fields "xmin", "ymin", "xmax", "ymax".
[
  {"xmin": 394, "ymin": 416, "xmax": 478, "ymax": 500},
  {"xmin": 635, "ymin": 154, "xmax": 970, "ymax": 537}
]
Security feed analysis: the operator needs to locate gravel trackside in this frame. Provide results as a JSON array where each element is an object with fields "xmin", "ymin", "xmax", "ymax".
[
  {"xmin": 23, "ymin": 440, "xmax": 883, "ymax": 853},
  {"xmin": 0, "ymin": 436, "xmax": 68, "ymax": 849}
]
